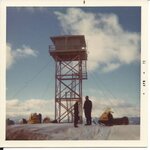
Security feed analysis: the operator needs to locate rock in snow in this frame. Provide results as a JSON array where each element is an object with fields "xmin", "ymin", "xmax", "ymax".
[{"xmin": 6, "ymin": 123, "xmax": 140, "ymax": 140}]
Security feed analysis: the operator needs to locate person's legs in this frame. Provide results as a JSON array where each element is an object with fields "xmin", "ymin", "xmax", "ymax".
[
  {"xmin": 85, "ymin": 111, "xmax": 92, "ymax": 125},
  {"xmin": 87, "ymin": 113, "xmax": 92, "ymax": 125},
  {"xmin": 87, "ymin": 116, "xmax": 91, "ymax": 125},
  {"xmin": 89, "ymin": 116, "xmax": 92, "ymax": 125},
  {"xmin": 86, "ymin": 116, "xmax": 89, "ymax": 125},
  {"xmin": 85, "ymin": 111, "xmax": 88, "ymax": 125},
  {"xmin": 74, "ymin": 115, "xmax": 78, "ymax": 127},
  {"xmin": 74, "ymin": 117, "xmax": 78, "ymax": 127}
]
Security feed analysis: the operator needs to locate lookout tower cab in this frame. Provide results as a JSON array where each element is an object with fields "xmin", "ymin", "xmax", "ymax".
[
  {"xmin": 49, "ymin": 35, "xmax": 88, "ymax": 123},
  {"xmin": 50, "ymin": 35, "xmax": 87, "ymax": 61}
]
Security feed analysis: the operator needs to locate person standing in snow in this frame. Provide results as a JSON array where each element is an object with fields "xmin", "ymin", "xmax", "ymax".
[
  {"xmin": 74, "ymin": 101, "xmax": 79, "ymax": 127},
  {"xmin": 83, "ymin": 96, "xmax": 92, "ymax": 125}
]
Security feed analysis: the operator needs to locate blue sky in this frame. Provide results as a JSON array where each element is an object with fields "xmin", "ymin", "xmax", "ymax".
[{"xmin": 6, "ymin": 7, "xmax": 141, "ymax": 119}]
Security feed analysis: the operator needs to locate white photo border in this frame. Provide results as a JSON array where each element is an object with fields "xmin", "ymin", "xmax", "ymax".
[{"xmin": 0, "ymin": 0, "xmax": 148, "ymax": 148}]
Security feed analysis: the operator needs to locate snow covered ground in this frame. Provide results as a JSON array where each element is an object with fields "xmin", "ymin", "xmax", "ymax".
[{"xmin": 6, "ymin": 123, "xmax": 140, "ymax": 140}]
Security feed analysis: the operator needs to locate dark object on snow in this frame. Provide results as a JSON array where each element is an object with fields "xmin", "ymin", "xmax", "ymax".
[
  {"xmin": 19, "ymin": 118, "xmax": 27, "ymax": 124},
  {"xmin": 6, "ymin": 118, "xmax": 15, "ymax": 126},
  {"xmin": 28, "ymin": 113, "xmax": 42, "ymax": 124},
  {"xmin": 51, "ymin": 119, "xmax": 58, "ymax": 123},
  {"xmin": 99, "ymin": 108, "xmax": 129, "ymax": 126},
  {"xmin": 74, "ymin": 102, "xmax": 79, "ymax": 127},
  {"xmin": 83, "ymin": 96, "xmax": 92, "ymax": 125},
  {"xmin": 99, "ymin": 116, "xmax": 129, "ymax": 126},
  {"xmin": 43, "ymin": 117, "xmax": 51, "ymax": 123},
  {"xmin": 99, "ymin": 108, "xmax": 113, "ymax": 126},
  {"xmin": 113, "ymin": 117, "xmax": 129, "ymax": 125}
]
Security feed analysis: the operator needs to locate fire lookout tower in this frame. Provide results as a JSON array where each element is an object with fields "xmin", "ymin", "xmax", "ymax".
[{"xmin": 49, "ymin": 35, "xmax": 88, "ymax": 123}]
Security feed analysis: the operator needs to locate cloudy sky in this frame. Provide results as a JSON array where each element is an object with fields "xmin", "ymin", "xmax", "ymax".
[{"xmin": 6, "ymin": 7, "xmax": 141, "ymax": 120}]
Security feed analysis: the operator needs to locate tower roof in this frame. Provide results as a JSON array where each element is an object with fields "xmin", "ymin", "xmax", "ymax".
[{"xmin": 50, "ymin": 35, "xmax": 86, "ymax": 47}]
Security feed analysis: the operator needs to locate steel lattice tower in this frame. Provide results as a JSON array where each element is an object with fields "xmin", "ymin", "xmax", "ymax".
[{"xmin": 49, "ymin": 35, "xmax": 87, "ymax": 123}]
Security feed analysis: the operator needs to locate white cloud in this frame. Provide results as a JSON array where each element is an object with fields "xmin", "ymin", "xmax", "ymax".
[
  {"xmin": 6, "ymin": 43, "xmax": 38, "ymax": 69},
  {"xmin": 55, "ymin": 8, "xmax": 140, "ymax": 72},
  {"xmin": 6, "ymin": 99, "xmax": 54, "ymax": 120},
  {"xmin": 14, "ymin": 45, "xmax": 38, "ymax": 57},
  {"xmin": 91, "ymin": 96, "xmax": 140, "ymax": 118},
  {"xmin": 6, "ymin": 97, "xmax": 140, "ymax": 122},
  {"xmin": 101, "ymin": 63, "xmax": 120, "ymax": 73},
  {"xmin": 6, "ymin": 43, "xmax": 14, "ymax": 69}
]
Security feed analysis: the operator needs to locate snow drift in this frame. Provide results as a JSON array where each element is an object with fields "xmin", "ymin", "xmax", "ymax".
[{"xmin": 6, "ymin": 123, "xmax": 140, "ymax": 140}]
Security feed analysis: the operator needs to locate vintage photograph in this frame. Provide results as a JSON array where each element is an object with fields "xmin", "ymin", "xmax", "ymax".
[{"xmin": 6, "ymin": 6, "xmax": 141, "ymax": 141}]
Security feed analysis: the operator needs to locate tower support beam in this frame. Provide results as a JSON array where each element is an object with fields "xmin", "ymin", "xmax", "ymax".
[{"xmin": 50, "ymin": 35, "xmax": 87, "ymax": 123}]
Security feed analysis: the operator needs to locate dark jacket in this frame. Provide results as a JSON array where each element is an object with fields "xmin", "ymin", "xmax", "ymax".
[
  {"xmin": 74, "ymin": 102, "xmax": 79, "ymax": 115},
  {"xmin": 83, "ymin": 99, "xmax": 92, "ymax": 114}
]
